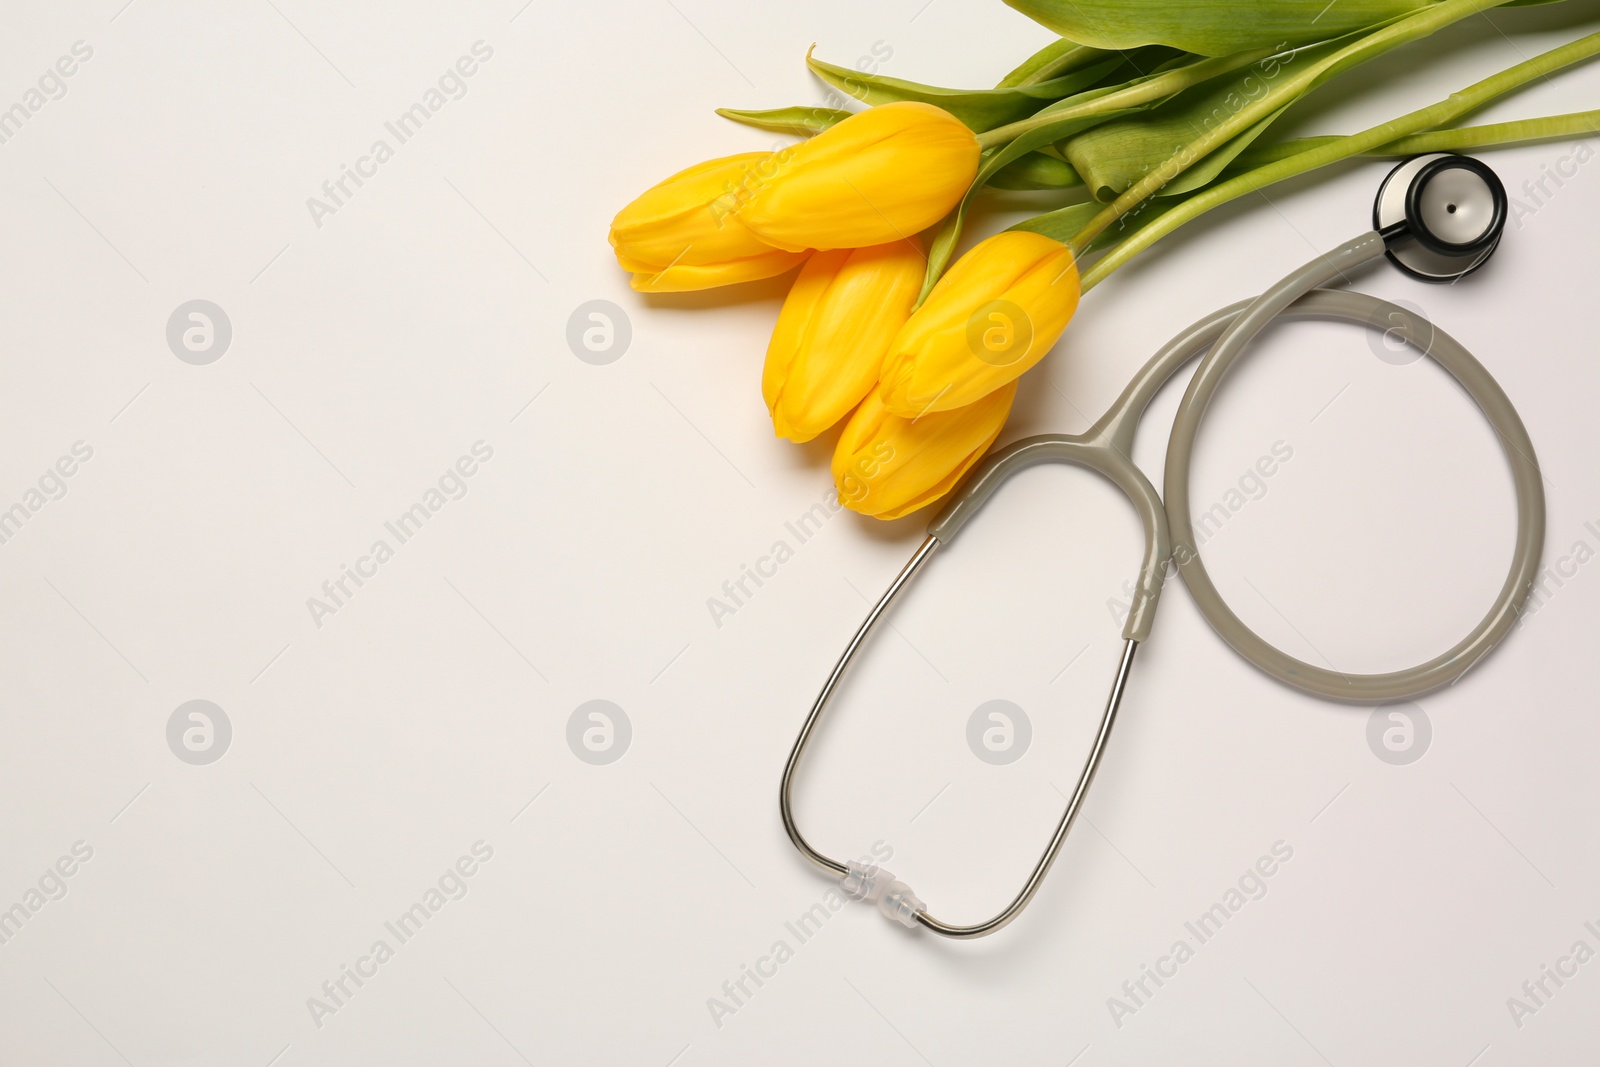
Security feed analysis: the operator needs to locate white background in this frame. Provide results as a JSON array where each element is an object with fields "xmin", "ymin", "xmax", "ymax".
[{"xmin": 1, "ymin": 1, "xmax": 1598, "ymax": 1064}]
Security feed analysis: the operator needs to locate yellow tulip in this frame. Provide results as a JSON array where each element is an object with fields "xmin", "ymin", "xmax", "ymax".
[
  {"xmin": 609, "ymin": 152, "xmax": 808, "ymax": 292},
  {"xmin": 736, "ymin": 102, "xmax": 980, "ymax": 253},
  {"xmin": 763, "ymin": 239, "xmax": 925, "ymax": 443},
  {"xmin": 877, "ymin": 231, "xmax": 1079, "ymax": 417},
  {"xmin": 832, "ymin": 383, "xmax": 1016, "ymax": 520}
]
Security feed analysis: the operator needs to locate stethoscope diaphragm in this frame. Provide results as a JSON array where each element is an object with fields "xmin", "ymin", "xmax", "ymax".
[{"xmin": 1374, "ymin": 152, "xmax": 1508, "ymax": 281}]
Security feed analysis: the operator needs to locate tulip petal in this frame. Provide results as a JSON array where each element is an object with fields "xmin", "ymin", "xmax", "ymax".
[
  {"xmin": 879, "ymin": 231, "xmax": 1079, "ymax": 417},
  {"xmin": 736, "ymin": 102, "xmax": 981, "ymax": 253},
  {"xmin": 610, "ymin": 152, "xmax": 804, "ymax": 291},
  {"xmin": 629, "ymin": 249, "xmax": 808, "ymax": 293},
  {"xmin": 833, "ymin": 383, "xmax": 1017, "ymax": 520},
  {"xmin": 765, "ymin": 240, "xmax": 925, "ymax": 442}
]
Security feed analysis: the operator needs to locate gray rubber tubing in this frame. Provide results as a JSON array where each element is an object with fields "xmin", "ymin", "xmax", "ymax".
[
  {"xmin": 1163, "ymin": 230, "xmax": 1545, "ymax": 704},
  {"xmin": 928, "ymin": 230, "xmax": 1545, "ymax": 705},
  {"xmin": 928, "ymin": 435, "xmax": 1172, "ymax": 642}
]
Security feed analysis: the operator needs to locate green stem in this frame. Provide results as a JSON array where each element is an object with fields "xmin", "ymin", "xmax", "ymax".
[
  {"xmin": 1380, "ymin": 112, "xmax": 1600, "ymax": 153},
  {"xmin": 1217, "ymin": 109, "xmax": 1600, "ymax": 173},
  {"xmin": 1081, "ymin": 30, "xmax": 1600, "ymax": 290},
  {"xmin": 1067, "ymin": 0, "xmax": 1522, "ymax": 257},
  {"xmin": 975, "ymin": 48, "xmax": 1272, "ymax": 150},
  {"xmin": 1234, "ymin": 110, "xmax": 1600, "ymax": 169}
]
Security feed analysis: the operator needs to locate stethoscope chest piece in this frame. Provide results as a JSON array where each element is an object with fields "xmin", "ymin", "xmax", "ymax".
[{"xmin": 1374, "ymin": 152, "xmax": 1508, "ymax": 281}]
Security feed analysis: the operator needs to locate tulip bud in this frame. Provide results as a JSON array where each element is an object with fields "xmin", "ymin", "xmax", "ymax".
[
  {"xmin": 609, "ymin": 152, "xmax": 808, "ymax": 292},
  {"xmin": 737, "ymin": 102, "xmax": 981, "ymax": 253},
  {"xmin": 878, "ymin": 231, "xmax": 1079, "ymax": 417},
  {"xmin": 764, "ymin": 239, "xmax": 925, "ymax": 443},
  {"xmin": 832, "ymin": 383, "xmax": 1016, "ymax": 520}
]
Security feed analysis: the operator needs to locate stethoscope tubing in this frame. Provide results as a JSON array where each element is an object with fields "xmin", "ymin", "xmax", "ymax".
[
  {"xmin": 1164, "ymin": 231, "xmax": 1544, "ymax": 702},
  {"xmin": 780, "ymin": 225, "xmax": 1545, "ymax": 939}
]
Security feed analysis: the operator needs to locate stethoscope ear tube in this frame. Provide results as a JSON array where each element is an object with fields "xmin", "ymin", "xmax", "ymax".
[
  {"xmin": 778, "ymin": 158, "xmax": 1544, "ymax": 939},
  {"xmin": 926, "ymin": 436, "xmax": 1171, "ymax": 642}
]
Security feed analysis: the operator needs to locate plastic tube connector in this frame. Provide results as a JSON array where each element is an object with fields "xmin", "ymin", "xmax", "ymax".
[{"xmin": 841, "ymin": 861, "xmax": 924, "ymax": 929}]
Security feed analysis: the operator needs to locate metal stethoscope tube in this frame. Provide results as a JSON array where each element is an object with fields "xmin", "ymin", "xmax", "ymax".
[{"xmin": 779, "ymin": 155, "xmax": 1545, "ymax": 939}]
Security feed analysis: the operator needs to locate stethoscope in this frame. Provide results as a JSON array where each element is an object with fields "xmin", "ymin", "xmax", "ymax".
[{"xmin": 780, "ymin": 153, "xmax": 1545, "ymax": 939}]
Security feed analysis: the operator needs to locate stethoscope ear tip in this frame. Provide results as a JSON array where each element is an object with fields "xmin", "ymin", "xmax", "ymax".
[{"xmin": 1374, "ymin": 153, "xmax": 1508, "ymax": 282}]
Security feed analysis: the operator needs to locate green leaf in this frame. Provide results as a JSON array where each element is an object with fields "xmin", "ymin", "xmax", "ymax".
[
  {"xmin": 978, "ymin": 48, "xmax": 1274, "ymax": 148},
  {"xmin": 1001, "ymin": 0, "xmax": 1438, "ymax": 55},
  {"xmin": 1077, "ymin": 27, "xmax": 1600, "ymax": 290},
  {"xmin": 1005, "ymin": 200, "xmax": 1103, "ymax": 243},
  {"xmin": 1009, "ymin": 197, "xmax": 1175, "ymax": 252},
  {"xmin": 714, "ymin": 105, "xmax": 851, "ymax": 137},
  {"xmin": 806, "ymin": 47, "xmax": 1123, "ymax": 131},
  {"xmin": 1062, "ymin": 0, "xmax": 1527, "ymax": 254},
  {"xmin": 995, "ymin": 41, "xmax": 1182, "ymax": 89},
  {"xmin": 996, "ymin": 40, "xmax": 1111, "ymax": 88},
  {"xmin": 1155, "ymin": 109, "xmax": 1289, "ymax": 196},
  {"xmin": 920, "ymin": 53, "xmax": 1273, "ymax": 299},
  {"xmin": 988, "ymin": 152, "xmax": 1084, "ymax": 189},
  {"xmin": 1062, "ymin": 39, "xmax": 1342, "ymax": 201},
  {"xmin": 919, "ymin": 103, "xmax": 1149, "ymax": 302}
]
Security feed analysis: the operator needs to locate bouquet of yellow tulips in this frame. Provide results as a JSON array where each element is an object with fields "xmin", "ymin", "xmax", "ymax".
[{"xmin": 611, "ymin": 0, "xmax": 1600, "ymax": 520}]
